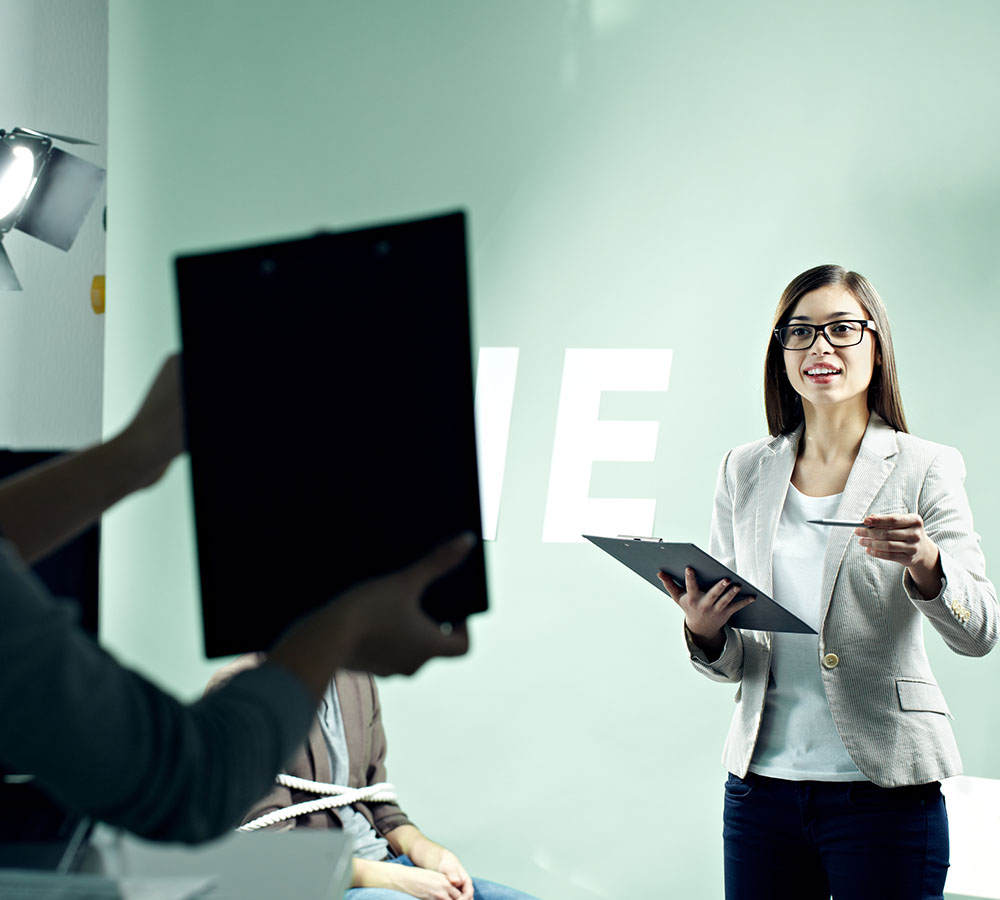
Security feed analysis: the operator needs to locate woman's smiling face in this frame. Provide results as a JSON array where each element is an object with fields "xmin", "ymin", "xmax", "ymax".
[{"xmin": 782, "ymin": 284, "xmax": 879, "ymax": 415}]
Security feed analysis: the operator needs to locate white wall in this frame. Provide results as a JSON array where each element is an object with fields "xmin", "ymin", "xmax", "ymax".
[
  {"xmin": 105, "ymin": 2, "xmax": 1000, "ymax": 898},
  {"xmin": 0, "ymin": 0, "xmax": 106, "ymax": 448}
]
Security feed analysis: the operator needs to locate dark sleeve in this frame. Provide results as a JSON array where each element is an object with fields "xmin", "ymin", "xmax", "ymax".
[
  {"xmin": 0, "ymin": 542, "xmax": 315, "ymax": 843},
  {"xmin": 236, "ymin": 772, "xmax": 297, "ymax": 831}
]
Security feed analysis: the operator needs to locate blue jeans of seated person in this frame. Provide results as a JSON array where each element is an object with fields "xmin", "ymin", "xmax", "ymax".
[
  {"xmin": 343, "ymin": 854, "xmax": 541, "ymax": 900},
  {"xmin": 723, "ymin": 772, "xmax": 949, "ymax": 900}
]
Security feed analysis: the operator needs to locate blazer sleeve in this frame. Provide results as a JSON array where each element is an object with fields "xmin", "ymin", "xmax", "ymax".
[
  {"xmin": 363, "ymin": 677, "xmax": 412, "ymax": 836},
  {"xmin": 903, "ymin": 446, "xmax": 999, "ymax": 657},
  {"xmin": 685, "ymin": 450, "xmax": 746, "ymax": 683}
]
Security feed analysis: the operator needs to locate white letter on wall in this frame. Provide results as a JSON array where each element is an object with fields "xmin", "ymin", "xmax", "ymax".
[
  {"xmin": 542, "ymin": 349, "xmax": 672, "ymax": 543},
  {"xmin": 475, "ymin": 347, "xmax": 519, "ymax": 541}
]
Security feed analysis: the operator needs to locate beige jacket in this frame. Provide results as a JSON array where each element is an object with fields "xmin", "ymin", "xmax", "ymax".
[
  {"xmin": 689, "ymin": 414, "xmax": 999, "ymax": 787},
  {"xmin": 207, "ymin": 655, "xmax": 412, "ymax": 836}
]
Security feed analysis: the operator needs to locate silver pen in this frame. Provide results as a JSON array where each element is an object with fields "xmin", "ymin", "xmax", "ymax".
[{"xmin": 807, "ymin": 519, "xmax": 868, "ymax": 528}]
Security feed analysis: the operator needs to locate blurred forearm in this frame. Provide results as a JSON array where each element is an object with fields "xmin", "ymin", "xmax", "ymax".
[{"xmin": 0, "ymin": 431, "xmax": 164, "ymax": 563}]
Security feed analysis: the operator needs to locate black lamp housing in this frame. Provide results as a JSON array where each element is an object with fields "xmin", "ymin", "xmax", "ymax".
[{"xmin": 0, "ymin": 127, "xmax": 106, "ymax": 291}]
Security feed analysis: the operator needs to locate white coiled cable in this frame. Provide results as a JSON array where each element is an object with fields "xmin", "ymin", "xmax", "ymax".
[{"xmin": 238, "ymin": 774, "xmax": 398, "ymax": 832}]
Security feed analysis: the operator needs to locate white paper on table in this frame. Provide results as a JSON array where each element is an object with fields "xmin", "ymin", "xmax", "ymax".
[{"xmin": 942, "ymin": 775, "xmax": 1000, "ymax": 899}]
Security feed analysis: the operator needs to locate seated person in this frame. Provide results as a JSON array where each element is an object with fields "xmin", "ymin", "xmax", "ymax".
[{"xmin": 209, "ymin": 656, "xmax": 541, "ymax": 900}]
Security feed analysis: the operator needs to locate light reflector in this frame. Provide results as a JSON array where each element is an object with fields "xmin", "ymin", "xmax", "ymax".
[
  {"xmin": 0, "ymin": 145, "xmax": 36, "ymax": 222},
  {"xmin": 0, "ymin": 241, "xmax": 21, "ymax": 290},
  {"xmin": 14, "ymin": 148, "xmax": 104, "ymax": 251}
]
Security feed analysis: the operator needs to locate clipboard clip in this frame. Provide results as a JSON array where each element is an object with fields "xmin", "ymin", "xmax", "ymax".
[{"xmin": 616, "ymin": 534, "xmax": 663, "ymax": 542}]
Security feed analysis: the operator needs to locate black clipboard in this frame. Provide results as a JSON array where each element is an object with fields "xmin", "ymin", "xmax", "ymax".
[
  {"xmin": 177, "ymin": 210, "xmax": 487, "ymax": 657},
  {"xmin": 584, "ymin": 534, "xmax": 815, "ymax": 634}
]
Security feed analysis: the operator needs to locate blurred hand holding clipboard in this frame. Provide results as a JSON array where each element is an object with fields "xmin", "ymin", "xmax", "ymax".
[{"xmin": 584, "ymin": 534, "xmax": 815, "ymax": 634}]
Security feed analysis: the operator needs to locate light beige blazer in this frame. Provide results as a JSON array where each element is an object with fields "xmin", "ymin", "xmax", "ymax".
[{"xmin": 688, "ymin": 414, "xmax": 999, "ymax": 787}]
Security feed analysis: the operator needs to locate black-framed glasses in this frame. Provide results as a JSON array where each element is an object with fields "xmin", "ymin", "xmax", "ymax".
[{"xmin": 773, "ymin": 319, "xmax": 876, "ymax": 351}]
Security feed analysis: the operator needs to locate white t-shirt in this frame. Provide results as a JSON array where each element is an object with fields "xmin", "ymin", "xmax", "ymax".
[
  {"xmin": 318, "ymin": 681, "xmax": 391, "ymax": 860},
  {"xmin": 748, "ymin": 484, "xmax": 865, "ymax": 781}
]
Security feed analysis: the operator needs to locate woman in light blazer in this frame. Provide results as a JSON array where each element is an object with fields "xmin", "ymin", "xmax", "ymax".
[{"xmin": 659, "ymin": 265, "xmax": 998, "ymax": 900}]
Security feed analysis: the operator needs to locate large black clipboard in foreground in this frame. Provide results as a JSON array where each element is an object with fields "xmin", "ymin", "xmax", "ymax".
[
  {"xmin": 177, "ymin": 210, "xmax": 487, "ymax": 658},
  {"xmin": 584, "ymin": 535, "xmax": 815, "ymax": 634}
]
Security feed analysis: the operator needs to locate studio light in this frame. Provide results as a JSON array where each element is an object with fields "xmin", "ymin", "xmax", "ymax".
[{"xmin": 0, "ymin": 127, "xmax": 106, "ymax": 291}]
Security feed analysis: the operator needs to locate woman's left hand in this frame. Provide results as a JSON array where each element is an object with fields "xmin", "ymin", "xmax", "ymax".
[
  {"xmin": 431, "ymin": 849, "xmax": 473, "ymax": 900},
  {"xmin": 855, "ymin": 514, "xmax": 944, "ymax": 598},
  {"xmin": 406, "ymin": 836, "xmax": 474, "ymax": 900}
]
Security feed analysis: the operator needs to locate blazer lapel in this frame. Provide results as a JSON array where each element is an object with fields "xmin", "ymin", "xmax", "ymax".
[
  {"xmin": 334, "ymin": 669, "xmax": 368, "ymax": 788},
  {"xmin": 308, "ymin": 715, "xmax": 331, "ymax": 783},
  {"xmin": 819, "ymin": 414, "xmax": 898, "ymax": 624},
  {"xmin": 754, "ymin": 426, "xmax": 801, "ymax": 595}
]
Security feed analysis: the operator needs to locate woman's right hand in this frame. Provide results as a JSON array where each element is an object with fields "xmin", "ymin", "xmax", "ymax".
[{"xmin": 657, "ymin": 567, "xmax": 755, "ymax": 654}]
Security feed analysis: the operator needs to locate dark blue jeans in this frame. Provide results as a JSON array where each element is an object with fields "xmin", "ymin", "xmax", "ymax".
[{"xmin": 723, "ymin": 772, "xmax": 949, "ymax": 900}]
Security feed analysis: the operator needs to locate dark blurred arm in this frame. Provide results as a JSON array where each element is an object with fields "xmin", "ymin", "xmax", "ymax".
[
  {"xmin": 0, "ymin": 356, "xmax": 183, "ymax": 564},
  {"xmin": 0, "ymin": 534, "xmax": 473, "ymax": 843}
]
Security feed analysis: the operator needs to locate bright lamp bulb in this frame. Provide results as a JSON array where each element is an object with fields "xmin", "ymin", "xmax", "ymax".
[{"xmin": 0, "ymin": 146, "xmax": 35, "ymax": 220}]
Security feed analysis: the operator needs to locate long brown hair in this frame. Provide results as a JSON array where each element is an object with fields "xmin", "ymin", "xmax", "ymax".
[{"xmin": 764, "ymin": 265, "xmax": 908, "ymax": 436}]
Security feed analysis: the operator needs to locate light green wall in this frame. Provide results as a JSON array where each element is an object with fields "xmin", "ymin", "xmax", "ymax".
[{"xmin": 105, "ymin": 2, "xmax": 1000, "ymax": 896}]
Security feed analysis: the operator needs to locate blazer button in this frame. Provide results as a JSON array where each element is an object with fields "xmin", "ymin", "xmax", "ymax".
[{"xmin": 822, "ymin": 652, "xmax": 840, "ymax": 669}]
